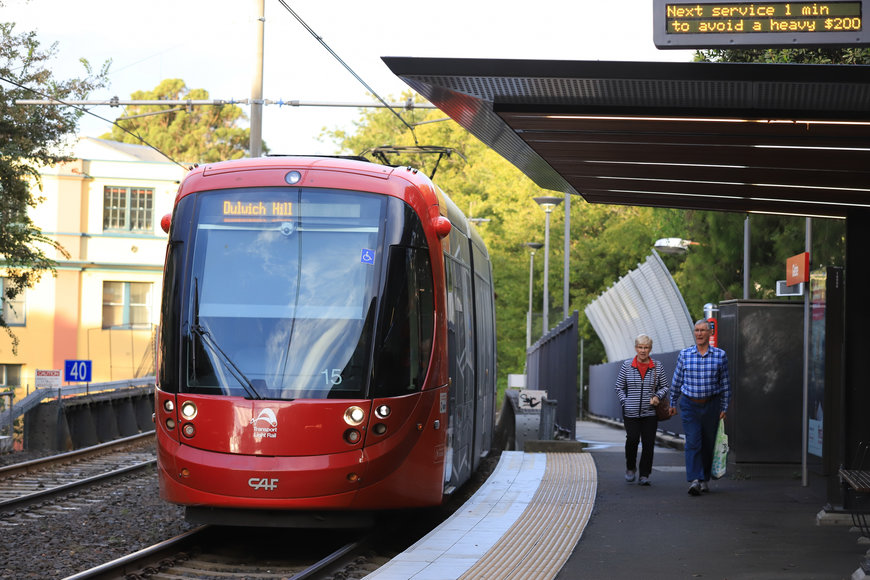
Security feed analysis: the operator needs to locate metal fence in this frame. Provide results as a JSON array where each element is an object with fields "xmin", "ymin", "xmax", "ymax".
[{"xmin": 526, "ymin": 311, "xmax": 579, "ymax": 439}]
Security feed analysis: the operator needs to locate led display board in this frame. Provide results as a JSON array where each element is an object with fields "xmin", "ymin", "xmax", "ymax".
[{"xmin": 654, "ymin": 0, "xmax": 868, "ymax": 48}]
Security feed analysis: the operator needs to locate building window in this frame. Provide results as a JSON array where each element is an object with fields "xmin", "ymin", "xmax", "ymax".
[
  {"xmin": 103, "ymin": 186, "xmax": 154, "ymax": 232},
  {"xmin": 0, "ymin": 364, "xmax": 21, "ymax": 387},
  {"xmin": 0, "ymin": 278, "xmax": 25, "ymax": 326},
  {"xmin": 102, "ymin": 281, "xmax": 153, "ymax": 329}
]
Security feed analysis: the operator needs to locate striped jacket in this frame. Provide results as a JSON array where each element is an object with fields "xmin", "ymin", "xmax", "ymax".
[{"xmin": 614, "ymin": 358, "xmax": 670, "ymax": 418}]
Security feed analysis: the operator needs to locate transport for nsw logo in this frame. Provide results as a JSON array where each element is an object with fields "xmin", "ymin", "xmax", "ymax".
[{"xmin": 251, "ymin": 408, "xmax": 278, "ymax": 439}]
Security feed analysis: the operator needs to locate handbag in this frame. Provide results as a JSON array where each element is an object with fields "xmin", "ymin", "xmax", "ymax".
[
  {"xmin": 653, "ymin": 365, "xmax": 670, "ymax": 421},
  {"xmin": 712, "ymin": 418, "xmax": 729, "ymax": 479}
]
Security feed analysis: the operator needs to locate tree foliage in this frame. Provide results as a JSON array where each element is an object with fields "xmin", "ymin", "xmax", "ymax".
[
  {"xmin": 100, "ymin": 78, "xmax": 252, "ymax": 164},
  {"xmin": 695, "ymin": 47, "xmax": 870, "ymax": 64},
  {"xmin": 0, "ymin": 21, "xmax": 108, "ymax": 350}
]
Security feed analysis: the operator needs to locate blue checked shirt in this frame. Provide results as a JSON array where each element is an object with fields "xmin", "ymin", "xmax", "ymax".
[{"xmin": 670, "ymin": 345, "xmax": 731, "ymax": 413}]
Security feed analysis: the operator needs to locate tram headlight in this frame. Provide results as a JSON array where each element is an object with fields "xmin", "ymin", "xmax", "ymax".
[
  {"xmin": 344, "ymin": 429, "xmax": 361, "ymax": 444},
  {"xmin": 180, "ymin": 401, "xmax": 197, "ymax": 420},
  {"xmin": 375, "ymin": 405, "xmax": 391, "ymax": 419},
  {"xmin": 285, "ymin": 170, "xmax": 302, "ymax": 184},
  {"xmin": 372, "ymin": 423, "xmax": 387, "ymax": 435},
  {"xmin": 182, "ymin": 423, "xmax": 196, "ymax": 438},
  {"xmin": 165, "ymin": 418, "xmax": 176, "ymax": 430},
  {"xmin": 344, "ymin": 406, "xmax": 365, "ymax": 426},
  {"xmin": 163, "ymin": 399, "xmax": 174, "ymax": 413}
]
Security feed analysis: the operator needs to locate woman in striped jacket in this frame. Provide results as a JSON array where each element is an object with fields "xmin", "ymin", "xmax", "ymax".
[{"xmin": 614, "ymin": 334, "xmax": 670, "ymax": 485}]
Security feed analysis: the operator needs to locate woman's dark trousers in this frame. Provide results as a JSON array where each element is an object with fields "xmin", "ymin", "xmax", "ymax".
[{"xmin": 623, "ymin": 415, "xmax": 658, "ymax": 477}]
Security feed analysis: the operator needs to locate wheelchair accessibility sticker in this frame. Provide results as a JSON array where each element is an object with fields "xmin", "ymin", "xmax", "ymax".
[{"xmin": 361, "ymin": 249, "xmax": 375, "ymax": 265}]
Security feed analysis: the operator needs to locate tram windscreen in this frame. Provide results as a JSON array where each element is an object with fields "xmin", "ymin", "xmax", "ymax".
[{"xmin": 186, "ymin": 189, "xmax": 382, "ymax": 399}]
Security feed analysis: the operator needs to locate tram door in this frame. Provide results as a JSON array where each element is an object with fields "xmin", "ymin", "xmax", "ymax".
[{"xmin": 444, "ymin": 239, "xmax": 475, "ymax": 491}]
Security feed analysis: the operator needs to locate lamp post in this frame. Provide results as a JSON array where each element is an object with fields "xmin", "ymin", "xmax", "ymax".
[
  {"xmin": 534, "ymin": 196, "xmax": 563, "ymax": 335},
  {"xmin": 563, "ymin": 193, "xmax": 571, "ymax": 319},
  {"xmin": 525, "ymin": 242, "xmax": 543, "ymax": 348}
]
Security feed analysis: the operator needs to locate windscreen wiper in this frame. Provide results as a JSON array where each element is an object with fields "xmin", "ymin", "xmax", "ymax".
[{"xmin": 192, "ymin": 277, "xmax": 261, "ymax": 400}]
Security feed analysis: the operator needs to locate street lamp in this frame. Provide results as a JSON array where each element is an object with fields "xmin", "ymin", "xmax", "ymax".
[
  {"xmin": 654, "ymin": 237, "xmax": 698, "ymax": 255},
  {"xmin": 534, "ymin": 196, "xmax": 563, "ymax": 334},
  {"xmin": 525, "ymin": 242, "xmax": 543, "ymax": 348}
]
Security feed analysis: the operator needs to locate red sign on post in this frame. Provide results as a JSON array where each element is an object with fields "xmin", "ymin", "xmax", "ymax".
[
  {"xmin": 707, "ymin": 318, "xmax": 718, "ymax": 348},
  {"xmin": 786, "ymin": 252, "xmax": 810, "ymax": 286}
]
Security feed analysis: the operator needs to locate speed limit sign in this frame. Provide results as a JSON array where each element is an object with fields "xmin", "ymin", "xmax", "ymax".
[{"xmin": 64, "ymin": 360, "xmax": 92, "ymax": 382}]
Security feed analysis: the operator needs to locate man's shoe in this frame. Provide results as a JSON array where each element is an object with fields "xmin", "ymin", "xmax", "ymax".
[
  {"xmin": 700, "ymin": 481, "xmax": 710, "ymax": 493},
  {"xmin": 688, "ymin": 480, "xmax": 701, "ymax": 496},
  {"xmin": 638, "ymin": 476, "xmax": 651, "ymax": 486},
  {"xmin": 625, "ymin": 470, "xmax": 637, "ymax": 482}
]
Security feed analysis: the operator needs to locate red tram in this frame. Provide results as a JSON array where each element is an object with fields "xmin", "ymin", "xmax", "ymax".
[{"xmin": 155, "ymin": 156, "xmax": 496, "ymax": 526}]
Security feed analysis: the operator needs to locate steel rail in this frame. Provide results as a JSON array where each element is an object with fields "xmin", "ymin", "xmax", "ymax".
[
  {"xmin": 62, "ymin": 526, "xmax": 209, "ymax": 580},
  {"xmin": 288, "ymin": 540, "xmax": 363, "ymax": 580},
  {"xmin": 0, "ymin": 459, "xmax": 157, "ymax": 513},
  {"xmin": 0, "ymin": 431, "xmax": 155, "ymax": 478},
  {"xmin": 64, "ymin": 527, "xmax": 364, "ymax": 580}
]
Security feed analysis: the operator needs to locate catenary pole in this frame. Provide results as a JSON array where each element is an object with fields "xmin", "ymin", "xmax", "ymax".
[{"xmin": 250, "ymin": 0, "xmax": 265, "ymax": 158}]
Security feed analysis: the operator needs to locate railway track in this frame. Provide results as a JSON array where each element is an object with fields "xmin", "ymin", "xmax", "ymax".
[
  {"xmin": 58, "ymin": 475, "xmax": 495, "ymax": 580},
  {"xmin": 64, "ymin": 524, "xmax": 383, "ymax": 580},
  {"xmin": 0, "ymin": 434, "xmax": 499, "ymax": 578},
  {"xmin": 0, "ymin": 431, "xmax": 156, "ymax": 515}
]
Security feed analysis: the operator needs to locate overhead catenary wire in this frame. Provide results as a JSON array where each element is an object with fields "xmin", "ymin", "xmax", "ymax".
[
  {"xmin": 275, "ymin": 0, "xmax": 421, "ymax": 145},
  {"xmin": 1, "ymin": 74, "xmax": 191, "ymax": 170},
  {"xmin": 8, "ymin": 2, "xmax": 439, "ymax": 162},
  {"xmin": 15, "ymin": 98, "xmax": 437, "ymax": 110}
]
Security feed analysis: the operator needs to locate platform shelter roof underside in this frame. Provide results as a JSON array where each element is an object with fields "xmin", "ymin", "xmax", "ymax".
[{"xmin": 382, "ymin": 57, "xmax": 870, "ymax": 219}]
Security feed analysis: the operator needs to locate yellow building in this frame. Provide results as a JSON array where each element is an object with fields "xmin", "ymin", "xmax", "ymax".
[{"xmin": 1, "ymin": 137, "xmax": 190, "ymax": 398}]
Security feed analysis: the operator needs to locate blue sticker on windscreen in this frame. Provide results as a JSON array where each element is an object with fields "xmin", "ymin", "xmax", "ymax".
[{"xmin": 360, "ymin": 249, "xmax": 375, "ymax": 265}]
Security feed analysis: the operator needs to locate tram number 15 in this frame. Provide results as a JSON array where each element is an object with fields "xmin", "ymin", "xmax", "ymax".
[{"xmin": 321, "ymin": 369, "xmax": 343, "ymax": 385}]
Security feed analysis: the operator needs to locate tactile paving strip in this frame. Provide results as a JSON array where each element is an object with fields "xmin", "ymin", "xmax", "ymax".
[
  {"xmin": 365, "ymin": 451, "xmax": 596, "ymax": 580},
  {"xmin": 459, "ymin": 452, "xmax": 596, "ymax": 580}
]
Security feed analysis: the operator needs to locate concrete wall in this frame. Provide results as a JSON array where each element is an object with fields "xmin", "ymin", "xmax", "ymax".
[{"xmin": 23, "ymin": 386, "xmax": 154, "ymax": 451}]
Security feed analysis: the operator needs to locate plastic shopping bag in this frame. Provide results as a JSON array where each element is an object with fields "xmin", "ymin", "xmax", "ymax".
[{"xmin": 712, "ymin": 418, "xmax": 728, "ymax": 480}]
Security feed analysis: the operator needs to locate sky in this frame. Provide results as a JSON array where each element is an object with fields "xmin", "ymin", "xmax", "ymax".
[{"xmin": 4, "ymin": 0, "xmax": 696, "ymax": 156}]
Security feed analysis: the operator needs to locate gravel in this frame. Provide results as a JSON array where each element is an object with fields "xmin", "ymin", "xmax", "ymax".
[{"xmin": 0, "ymin": 460, "xmax": 193, "ymax": 579}]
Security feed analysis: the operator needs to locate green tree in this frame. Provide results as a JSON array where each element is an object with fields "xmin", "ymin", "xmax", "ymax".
[
  {"xmin": 695, "ymin": 47, "xmax": 870, "ymax": 64},
  {"xmin": 100, "ymin": 78, "xmax": 252, "ymax": 163},
  {"xmin": 0, "ymin": 21, "xmax": 108, "ymax": 350}
]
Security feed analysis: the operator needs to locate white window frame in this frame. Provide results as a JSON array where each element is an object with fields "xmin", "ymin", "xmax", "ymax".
[
  {"xmin": 103, "ymin": 186, "xmax": 154, "ymax": 233},
  {"xmin": 0, "ymin": 278, "xmax": 25, "ymax": 327},
  {"xmin": 102, "ymin": 281, "xmax": 153, "ymax": 329}
]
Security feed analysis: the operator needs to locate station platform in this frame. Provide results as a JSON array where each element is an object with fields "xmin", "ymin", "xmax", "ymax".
[{"xmin": 367, "ymin": 420, "xmax": 870, "ymax": 580}]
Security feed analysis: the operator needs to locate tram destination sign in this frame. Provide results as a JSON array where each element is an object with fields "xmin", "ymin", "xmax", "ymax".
[{"xmin": 654, "ymin": 0, "xmax": 868, "ymax": 48}]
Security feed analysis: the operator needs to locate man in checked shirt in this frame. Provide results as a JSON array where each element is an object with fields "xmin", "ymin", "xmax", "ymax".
[{"xmin": 670, "ymin": 319, "xmax": 731, "ymax": 496}]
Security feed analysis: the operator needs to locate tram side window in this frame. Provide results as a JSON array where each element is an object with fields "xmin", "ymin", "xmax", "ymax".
[{"xmin": 372, "ymin": 247, "xmax": 434, "ymax": 398}]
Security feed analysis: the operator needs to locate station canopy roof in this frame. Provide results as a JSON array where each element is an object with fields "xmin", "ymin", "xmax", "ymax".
[{"xmin": 382, "ymin": 57, "xmax": 870, "ymax": 219}]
